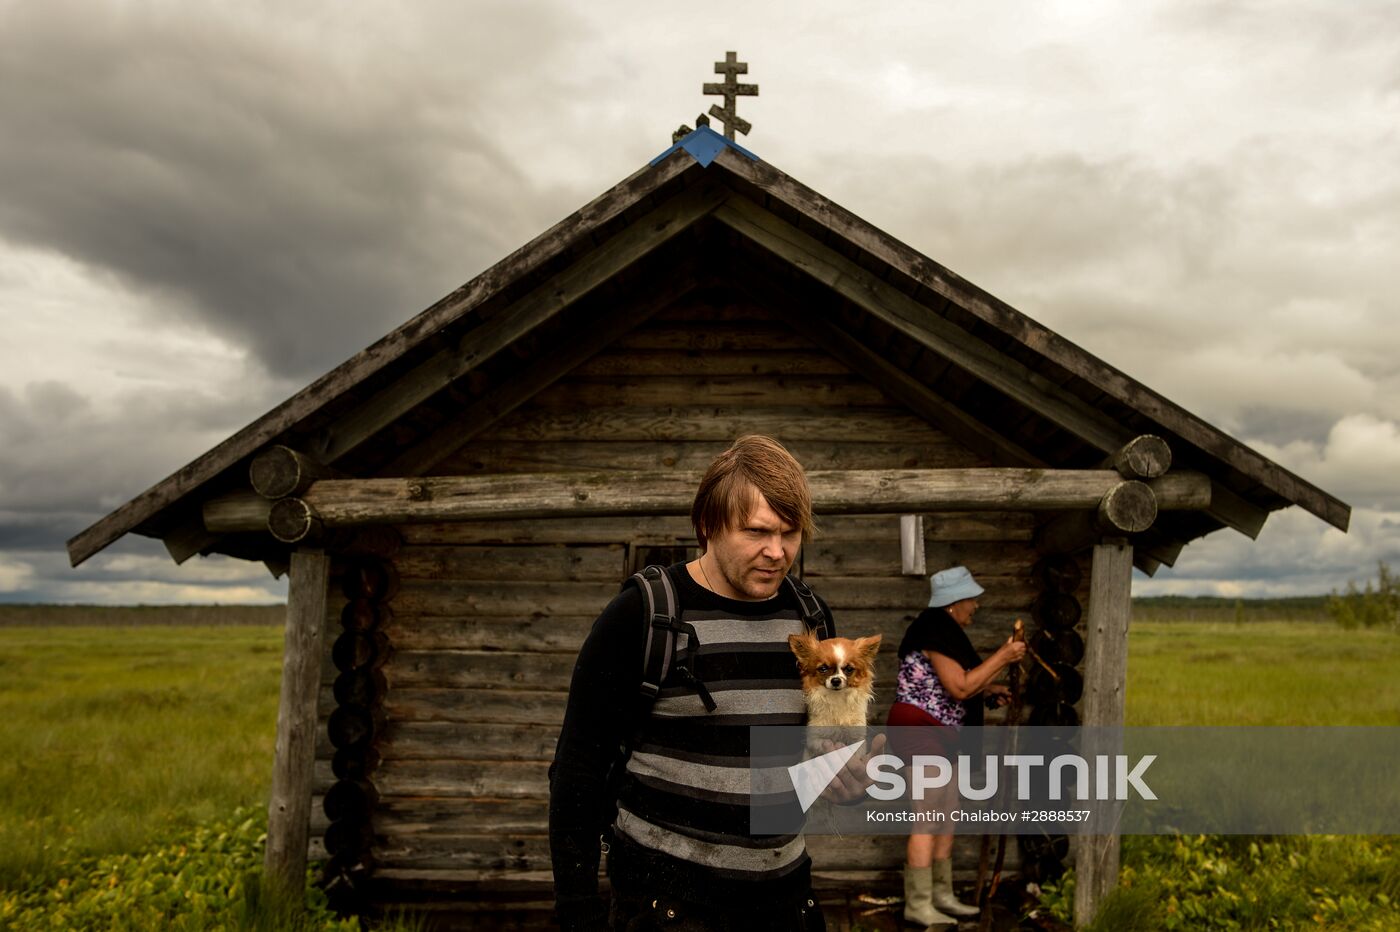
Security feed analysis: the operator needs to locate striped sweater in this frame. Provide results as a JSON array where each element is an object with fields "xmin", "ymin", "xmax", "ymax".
[{"xmin": 549, "ymin": 563, "xmax": 835, "ymax": 922}]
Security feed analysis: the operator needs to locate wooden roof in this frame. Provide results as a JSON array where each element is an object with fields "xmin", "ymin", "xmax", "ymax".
[{"xmin": 67, "ymin": 131, "xmax": 1350, "ymax": 568}]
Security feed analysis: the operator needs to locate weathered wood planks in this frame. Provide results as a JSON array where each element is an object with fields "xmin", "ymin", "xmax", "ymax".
[
  {"xmin": 434, "ymin": 439, "xmax": 979, "ymax": 476},
  {"xmin": 572, "ymin": 349, "xmax": 849, "ymax": 377},
  {"xmin": 526, "ymin": 375, "xmax": 892, "ymax": 409},
  {"xmin": 479, "ymin": 405, "xmax": 944, "ymax": 444}
]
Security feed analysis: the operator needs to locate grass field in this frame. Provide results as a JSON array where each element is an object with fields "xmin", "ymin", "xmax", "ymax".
[
  {"xmin": 0, "ymin": 625, "xmax": 283, "ymax": 888},
  {"xmin": 1126, "ymin": 620, "xmax": 1400, "ymax": 725},
  {"xmin": 0, "ymin": 610, "xmax": 1397, "ymax": 929}
]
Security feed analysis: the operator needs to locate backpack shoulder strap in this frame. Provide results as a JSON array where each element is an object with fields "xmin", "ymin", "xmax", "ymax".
[
  {"xmin": 627, "ymin": 564, "xmax": 716, "ymax": 714},
  {"xmin": 784, "ymin": 574, "xmax": 831, "ymax": 640},
  {"xmin": 630, "ymin": 564, "xmax": 680, "ymax": 703}
]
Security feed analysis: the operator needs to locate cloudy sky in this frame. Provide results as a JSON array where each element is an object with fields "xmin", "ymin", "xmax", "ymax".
[{"xmin": 1, "ymin": 0, "xmax": 1397, "ymax": 604}]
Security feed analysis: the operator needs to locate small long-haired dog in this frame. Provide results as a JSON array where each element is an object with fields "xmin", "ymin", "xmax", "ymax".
[{"xmin": 788, "ymin": 632, "xmax": 882, "ymax": 727}]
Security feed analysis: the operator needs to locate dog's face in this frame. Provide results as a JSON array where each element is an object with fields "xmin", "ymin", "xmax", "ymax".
[{"xmin": 788, "ymin": 632, "xmax": 881, "ymax": 692}]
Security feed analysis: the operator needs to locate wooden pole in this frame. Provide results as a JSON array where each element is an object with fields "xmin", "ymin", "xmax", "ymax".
[
  {"xmin": 1072, "ymin": 538, "xmax": 1134, "ymax": 928},
  {"xmin": 264, "ymin": 550, "xmax": 331, "ymax": 901},
  {"xmin": 203, "ymin": 469, "xmax": 1213, "ymax": 532}
]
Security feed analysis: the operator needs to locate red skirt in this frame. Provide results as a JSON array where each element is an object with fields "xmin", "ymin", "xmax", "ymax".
[{"xmin": 885, "ymin": 701, "xmax": 958, "ymax": 759}]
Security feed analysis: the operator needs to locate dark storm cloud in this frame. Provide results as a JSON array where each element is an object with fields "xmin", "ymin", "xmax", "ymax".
[
  {"xmin": 0, "ymin": 1, "xmax": 592, "ymax": 380},
  {"xmin": 0, "ymin": 377, "xmax": 283, "ymax": 529}
]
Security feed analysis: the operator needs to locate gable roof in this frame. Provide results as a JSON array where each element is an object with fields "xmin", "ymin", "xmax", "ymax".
[{"xmin": 67, "ymin": 126, "xmax": 1349, "ymax": 568}]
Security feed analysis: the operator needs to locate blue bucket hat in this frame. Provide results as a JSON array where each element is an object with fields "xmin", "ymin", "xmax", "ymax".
[{"xmin": 928, "ymin": 566, "xmax": 985, "ymax": 608}]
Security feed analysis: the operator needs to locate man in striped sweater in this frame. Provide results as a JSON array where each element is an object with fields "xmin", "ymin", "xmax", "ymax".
[{"xmin": 549, "ymin": 436, "xmax": 841, "ymax": 931}]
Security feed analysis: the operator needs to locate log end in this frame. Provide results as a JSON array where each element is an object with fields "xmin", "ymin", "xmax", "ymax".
[
  {"xmin": 268, "ymin": 497, "xmax": 322, "ymax": 544},
  {"xmin": 1098, "ymin": 481, "xmax": 1157, "ymax": 534},
  {"xmin": 1113, "ymin": 435, "xmax": 1172, "ymax": 480},
  {"xmin": 250, "ymin": 446, "xmax": 305, "ymax": 500}
]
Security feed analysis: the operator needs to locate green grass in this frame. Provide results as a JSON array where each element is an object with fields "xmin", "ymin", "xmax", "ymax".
[
  {"xmin": 0, "ymin": 625, "xmax": 283, "ymax": 887},
  {"xmin": 1039, "ymin": 835, "xmax": 1400, "ymax": 931},
  {"xmin": 1125, "ymin": 620, "xmax": 1400, "ymax": 725}
]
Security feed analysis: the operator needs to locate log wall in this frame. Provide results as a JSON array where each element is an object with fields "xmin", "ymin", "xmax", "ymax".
[{"xmin": 310, "ymin": 299, "xmax": 1089, "ymax": 896}]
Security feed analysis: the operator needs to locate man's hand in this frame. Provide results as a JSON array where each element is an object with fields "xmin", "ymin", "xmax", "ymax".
[{"xmin": 818, "ymin": 733, "xmax": 888, "ymax": 804}]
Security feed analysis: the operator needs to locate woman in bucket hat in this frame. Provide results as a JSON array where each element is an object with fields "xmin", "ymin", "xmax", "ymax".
[{"xmin": 885, "ymin": 566, "xmax": 1026, "ymax": 928}]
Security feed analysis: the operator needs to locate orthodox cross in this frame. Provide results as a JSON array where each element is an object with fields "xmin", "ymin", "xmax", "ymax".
[{"xmin": 703, "ymin": 51, "xmax": 758, "ymax": 140}]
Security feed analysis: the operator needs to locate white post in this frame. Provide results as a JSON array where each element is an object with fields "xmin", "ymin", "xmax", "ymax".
[{"xmin": 899, "ymin": 514, "xmax": 926, "ymax": 576}]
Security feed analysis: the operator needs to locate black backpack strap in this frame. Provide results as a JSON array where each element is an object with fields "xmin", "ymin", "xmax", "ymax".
[
  {"xmin": 634, "ymin": 564, "xmax": 678, "ymax": 701},
  {"xmin": 784, "ymin": 574, "xmax": 830, "ymax": 640},
  {"xmin": 630, "ymin": 565, "xmax": 716, "ymax": 713}
]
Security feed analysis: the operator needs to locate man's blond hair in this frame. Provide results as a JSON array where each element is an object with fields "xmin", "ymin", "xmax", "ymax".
[{"xmin": 690, "ymin": 435, "xmax": 816, "ymax": 549}]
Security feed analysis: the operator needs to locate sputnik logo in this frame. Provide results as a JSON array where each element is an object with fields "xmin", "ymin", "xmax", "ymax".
[{"xmin": 787, "ymin": 739, "xmax": 866, "ymax": 812}]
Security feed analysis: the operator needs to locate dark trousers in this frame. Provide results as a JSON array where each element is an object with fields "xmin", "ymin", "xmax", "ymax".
[{"xmin": 605, "ymin": 834, "xmax": 825, "ymax": 932}]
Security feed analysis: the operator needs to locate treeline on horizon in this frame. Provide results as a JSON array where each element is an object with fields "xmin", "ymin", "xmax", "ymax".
[{"xmin": 1132, "ymin": 594, "xmax": 1328, "ymax": 622}]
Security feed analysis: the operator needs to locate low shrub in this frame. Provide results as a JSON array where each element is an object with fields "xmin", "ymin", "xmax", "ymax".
[
  {"xmin": 1031, "ymin": 835, "xmax": 1400, "ymax": 931},
  {"xmin": 0, "ymin": 807, "xmax": 357, "ymax": 931}
]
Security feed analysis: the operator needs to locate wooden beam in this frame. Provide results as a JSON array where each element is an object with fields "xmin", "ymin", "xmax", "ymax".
[
  {"xmin": 1105, "ymin": 435, "xmax": 1171, "ymax": 480},
  {"xmin": 240, "ymin": 469, "xmax": 1213, "ymax": 530},
  {"xmin": 204, "ymin": 492, "xmax": 272, "ymax": 534},
  {"xmin": 311, "ymin": 182, "xmax": 729, "ymax": 464},
  {"xmin": 379, "ymin": 264, "xmax": 703, "ymax": 477},
  {"xmin": 162, "ymin": 522, "xmax": 222, "ymax": 565},
  {"xmin": 714, "ymin": 196, "xmax": 1135, "ymax": 453},
  {"xmin": 251, "ymin": 446, "xmax": 345, "ymax": 499},
  {"xmin": 1141, "ymin": 536, "xmax": 1185, "ymax": 568},
  {"xmin": 1134, "ymin": 553, "xmax": 1161, "ymax": 577},
  {"xmin": 264, "ymin": 550, "xmax": 331, "ymax": 901},
  {"xmin": 1207, "ymin": 480, "xmax": 1270, "ymax": 539},
  {"xmin": 66, "ymin": 153, "xmax": 704, "ymax": 567},
  {"xmin": 1073, "ymin": 538, "xmax": 1133, "ymax": 928}
]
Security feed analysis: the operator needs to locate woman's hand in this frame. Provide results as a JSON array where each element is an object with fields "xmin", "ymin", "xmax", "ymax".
[
  {"xmin": 983, "ymin": 684, "xmax": 1013, "ymax": 707},
  {"xmin": 996, "ymin": 637, "xmax": 1027, "ymax": 665}
]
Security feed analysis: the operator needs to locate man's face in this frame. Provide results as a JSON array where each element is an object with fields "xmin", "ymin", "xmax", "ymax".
[{"xmin": 706, "ymin": 491, "xmax": 803, "ymax": 600}]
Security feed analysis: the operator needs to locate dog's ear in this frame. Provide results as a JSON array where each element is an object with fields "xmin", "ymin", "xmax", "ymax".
[
  {"xmin": 853, "ymin": 634, "xmax": 882, "ymax": 662},
  {"xmin": 788, "ymin": 632, "xmax": 819, "ymax": 668}
]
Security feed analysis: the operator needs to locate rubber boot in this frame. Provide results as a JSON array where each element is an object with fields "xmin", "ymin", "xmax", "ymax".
[
  {"xmin": 903, "ymin": 864, "xmax": 958, "ymax": 928},
  {"xmin": 930, "ymin": 858, "xmax": 979, "ymax": 918}
]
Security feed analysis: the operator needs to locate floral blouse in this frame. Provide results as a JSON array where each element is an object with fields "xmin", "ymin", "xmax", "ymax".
[{"xmin": 895, "ymin": 650, "xmax": 965, "ymax": 727}]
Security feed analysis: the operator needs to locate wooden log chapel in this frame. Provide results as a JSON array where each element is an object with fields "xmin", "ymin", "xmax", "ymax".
[{"xmin": 69, "ymin": 57, "xmax": 1349, "ymax": 929}]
